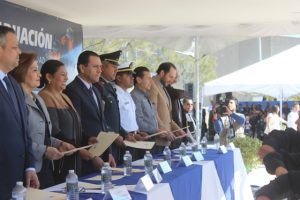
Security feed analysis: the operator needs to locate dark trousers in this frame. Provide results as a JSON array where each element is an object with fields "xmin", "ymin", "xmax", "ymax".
[{"xmin": 37, "ymin": 159, "xmax": 55, "ymax": 189}]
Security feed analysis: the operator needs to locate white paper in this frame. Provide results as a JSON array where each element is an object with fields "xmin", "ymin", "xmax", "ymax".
[
  {"xmin": 191, "ymin": 151, "xmax": 204, "ymax": 161},
  {"xmin": 112, "ymin": 167, "xmax": 144, "ymax": 173},
  {"xmin": 132, "ymin": 159, "xmax": 161, "ymax": 166},
  {"xmin": 26, "ymin": 188, "xmax": 65, "ymax": 199},
  {"xmin": 151, "ymin": 168, "xmax": 162, "ymax": 183},
  {"xmin": 158, "ymin": 161, "xmax": 172, "ymax": 174},
  {"xmin": 89, "ymin": 132, "xmax": 119, "ymax": 157},
  {"xmin": 104, "ymin": 185, "xmax": 132, "ymax": 200},
  {"xmin": 134, "ymin": 174, "xmax": 154, "ymax": 193},
  {"xmin": 228, "ymin": 142, "xmax": 236, "ymax": 150},
  {"xmin": 85, "ymin": 175, "xmax": 123, "ymax": 181},
  {"xmin": 178, "ymin": 155, "xmax": 193, "ymax": 167},
  {"xmin": 219, "ymin": 145, "xmax": 228, "ymax": 154},
  {"xmin": 124, "ymin": 141, "xmax": 155, "ymax": 150}
]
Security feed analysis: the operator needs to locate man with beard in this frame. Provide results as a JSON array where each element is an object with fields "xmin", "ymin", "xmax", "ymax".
[{"xmin": 148, "ymin": 62, "xmax": 185, "ymax": 152}]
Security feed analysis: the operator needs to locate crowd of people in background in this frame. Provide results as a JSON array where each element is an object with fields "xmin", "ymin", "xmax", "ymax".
[{"xmin": 236, "ymin": 101, "xmax": 299, "ymax": 140}]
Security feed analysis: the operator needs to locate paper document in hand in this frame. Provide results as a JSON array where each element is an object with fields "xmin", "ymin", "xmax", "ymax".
[
  {"xmin": 62, "ymin": 144, "xmax": 93, "ymax": 155},
  {"xmin": 26, "ymin": 188, "xmax": 65, "ymax": 200},
  {"xmin": 89, "ymin": 132, "xmax": 119, "ymax": 157},
  {"xmin": 124, "ymin": 141, "xmax": 155, "ymax": 149}
]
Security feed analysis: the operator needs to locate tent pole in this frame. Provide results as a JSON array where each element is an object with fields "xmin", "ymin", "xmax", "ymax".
[
  {"xmin": 280, "ymin": 89, "xmax": 283, "ymax": 118},
  {"xmin": 195, "ymin": 36, "xmax": 201, "ymax": 144}
]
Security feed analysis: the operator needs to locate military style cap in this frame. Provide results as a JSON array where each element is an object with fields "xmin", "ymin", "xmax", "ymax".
[
  {"xmin": 117, "ymin": 61, "xmax": 134, "ymax": 73},
  {"xmin": 99, "ymin": 50, "xmax": 122, "ymax": 65}
]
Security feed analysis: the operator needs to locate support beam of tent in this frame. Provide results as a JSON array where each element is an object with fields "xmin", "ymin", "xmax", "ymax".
[{"xmin": 195, "ymin": 36, "xmax": 201, "ymax": 144}]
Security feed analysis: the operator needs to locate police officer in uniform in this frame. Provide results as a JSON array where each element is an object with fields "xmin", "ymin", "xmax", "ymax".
[{"xmin": 94, "ymin": 51, "xmax": 135, "ymax": 164}]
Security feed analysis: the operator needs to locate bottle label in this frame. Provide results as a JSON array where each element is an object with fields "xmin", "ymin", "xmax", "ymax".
[
  {"xmin": 144, "ymin": 159, "xmax": 152, "ymax": 167},
  {"xmin": 201, "ymin": 143, "xmax": 207, "ymax": 148},
  {"xmin": 124, "ymin": 159, "xmax": 131, "ymax": 167},
  {"xmin": 192, "ymin": 145, "xmax": 198, "ymax": 152},
  {"xmin": 102, "ymin": 173, "xmax": 110, "ymax": 183},
  {"xmin": 180, "ymin": 149, "xmax": 187, "ymax": 156},
  {"xmin": 163, "ymin": 154, "xmax": 170, "ymax": 161},
  {"xmin": 66, "ymin": 182, "xmax": 78, "ymax": 192}
]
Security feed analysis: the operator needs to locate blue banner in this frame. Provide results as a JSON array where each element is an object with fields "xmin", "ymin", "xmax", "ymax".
[{"xmin": 0, "ymin": 1, "xmax": 83, "ymax": 79}]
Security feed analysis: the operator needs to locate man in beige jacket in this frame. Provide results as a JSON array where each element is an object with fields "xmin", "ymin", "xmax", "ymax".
[{"xmin": 149, "ymin": 62, "xmax": 186, "ymax": 151}]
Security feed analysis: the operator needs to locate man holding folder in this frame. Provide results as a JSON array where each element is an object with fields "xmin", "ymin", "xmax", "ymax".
[
  {"xmin": 65, "ymin": 50, "xmax": 116, "ymax": 175},
  {"xmin": 148, "ymin": 62, "xmax": 186, "ymax": 152}
]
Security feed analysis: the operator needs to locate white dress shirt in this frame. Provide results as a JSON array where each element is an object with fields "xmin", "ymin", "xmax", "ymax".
[
  {"xmin": 287, "ymin": 111, "xmax": 299, "ymax": 130},
  {"xmin": 115, "ymin": 85, "xmax": 139, "ymax": 132}
]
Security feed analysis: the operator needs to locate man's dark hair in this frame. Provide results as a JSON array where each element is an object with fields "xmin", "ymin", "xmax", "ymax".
[
  {"xmin": 183, "ymin": 98, "xmax": 193, "ymax": 104},
  {"xmin": 226, "ymin": 96, "xmax": 239, "ymax": 110},
  {"xmin": 77, "ymin": 50, "xmax": 99, "ymax": 73},
  {"xmin": 0, "ymin": 26, "xmax": 15, "ymax": 47},
  {"xmin": 156, "ymin": 62, "xmax": 176, "ymax": 75},
  {"xmin": 133, "ymin": 66, "xmax": 150, "ymax": 85}
]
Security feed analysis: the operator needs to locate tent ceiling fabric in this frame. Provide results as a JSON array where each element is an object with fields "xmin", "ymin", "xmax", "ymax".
[
  {"xmin": 7, "ymin": 0, "xmax": 300, "ymax": 39},
  {"xmin": 203, "ymin": 44, "xmax": 300, "ymax": 99},
  {"xmin": 5, "ymin": 0, "xmax": 300, "ymax": 54}
]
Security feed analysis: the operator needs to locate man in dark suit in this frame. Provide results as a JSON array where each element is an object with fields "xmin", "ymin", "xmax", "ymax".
[
  {"xmin": 95, "ymin": 51, "xmax": 135, "ymax": 164},
  {"xmin": 0, "ymin": 25, "xmax": 39, "ymax": 199},
  {"xmin": 64, "ymin": 50, "xmax": 116, "ymax": 175}
]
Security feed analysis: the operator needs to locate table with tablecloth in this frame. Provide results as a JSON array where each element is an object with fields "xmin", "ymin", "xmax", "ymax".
[{"xmin": 45, "ymin": 148, "xmax": 253, "ymax": 200}]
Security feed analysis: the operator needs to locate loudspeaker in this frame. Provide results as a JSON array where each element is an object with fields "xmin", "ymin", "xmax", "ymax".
[{"xmin": 185, "ymin": 83, "xmax": 193, "ymax": 99}]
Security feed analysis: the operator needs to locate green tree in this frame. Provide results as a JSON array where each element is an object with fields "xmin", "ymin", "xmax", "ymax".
[{"xmin": 84, "ymin": 38, "xmax": 217, "ymax": 92}]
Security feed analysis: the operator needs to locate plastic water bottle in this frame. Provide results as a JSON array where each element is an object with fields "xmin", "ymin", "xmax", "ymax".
[
  {"xmin": 11, "ymin": 181, "xmax": 26, "ymax": 200},
  {"xmin": 214, "ymin": 134, "xmax": 220, "ymax": 149},
  {"xmin": 201, "ymin": 136, "xmax": 208, "ymax": 154},
  {"xmin": 179, "ymin": 142, "xmax": 187, "ymax": 156},
  {"xmin": 144, "ymin": 151, "xmax": 153, "ymax": 174},
  {"xmin": 123, "ymin": 150, "xmax": 132, "ymax": 176},
  {"xmin": 192, "ymin": 142, "xmax": 199, "ymax": 152},
  {"xmin": 66, "ymin": 170, "xmax": 79, "ymax": 200},
  {"xmin": 163, "ymin": 146, "xmax": 172, "ymax": 166},
  {"xmin": 101, "ymin": 162, "xmax": 112, "ymax": 194}
]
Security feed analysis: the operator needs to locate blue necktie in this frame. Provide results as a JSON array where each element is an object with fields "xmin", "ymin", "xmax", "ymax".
[{"xmin": 3, "ymin": 76, "xmax": 20, "ymax": 119}]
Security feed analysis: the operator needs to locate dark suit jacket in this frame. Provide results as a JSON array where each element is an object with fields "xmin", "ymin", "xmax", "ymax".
[
  {"xmin": 94, "ymin": 78, "xmax": 127, "ymax": 137},
  {"xmin": 64, "ymin": 76, "xmax": 107, "ymax": 144},
  {"xmin": 64, "ymin": 76, "xmax": 111, "ymax": 175},
  {"xmin": 0, "ymin": 75, "xmax": 34, "ymax": 200}
]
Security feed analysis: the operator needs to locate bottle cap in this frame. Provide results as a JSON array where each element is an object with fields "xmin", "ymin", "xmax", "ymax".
[
  {"xmin": 146, "ymin": 151, "xmax": 150, "ymax": 154},
  {"xmin": 69, "ymin": 169, "xmax": 75, "ymax": 173},
  {"xmin": 16, "ymin": 181, "xmax": 23, "ymax": 186},
  {"xmin": 125, "ymin": 150, "xmax": 130, "ymax": 154}
]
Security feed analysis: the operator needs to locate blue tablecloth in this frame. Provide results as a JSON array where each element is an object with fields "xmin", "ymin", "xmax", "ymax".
[
  {"xmin": 80, "ymin": 159, "xmax": 202, "ymax": 200},
  {"xmin": 77, "ymin": 149, "xmax": 235, "ymax": 200}
]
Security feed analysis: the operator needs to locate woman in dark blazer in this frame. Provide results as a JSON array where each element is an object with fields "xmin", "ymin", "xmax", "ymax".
[{"xmin": 9, "ymin": 52, "xmax": 74, "ymax": 188}]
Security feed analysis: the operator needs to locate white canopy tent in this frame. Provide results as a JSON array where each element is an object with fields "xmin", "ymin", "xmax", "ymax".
[
  {"xmin": 203, "ymin": 44, "xmax": 300, "ymax": 99},
  {"xmin": 6, "ymin": 0, "xmax": 300, "ymax": 54}
]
